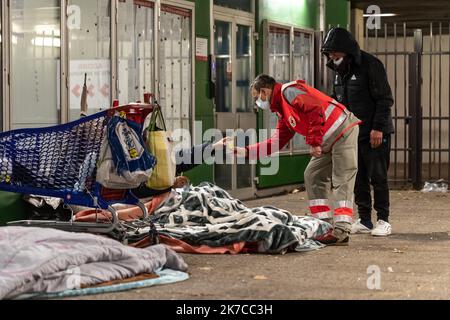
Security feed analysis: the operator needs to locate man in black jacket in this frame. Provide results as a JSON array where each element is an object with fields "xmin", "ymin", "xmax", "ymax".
[{"xmin": 321, "ymin": 27, "xmax": 394, "ymax": 237}]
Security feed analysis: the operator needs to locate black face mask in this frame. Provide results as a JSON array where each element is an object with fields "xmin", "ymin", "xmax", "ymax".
[{"xmin": 334, "ymin": 56, "xmax": 351, "ymax": 76}]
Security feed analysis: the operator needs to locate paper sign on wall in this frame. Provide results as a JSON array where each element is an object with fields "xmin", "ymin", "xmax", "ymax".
[
  {"xmin": 196, "ymin": 37, "xmax": 208, "ymax": 62},
  {"xmin": 70, "ymin": 60, "xmax": 111, "ymax": 110}
]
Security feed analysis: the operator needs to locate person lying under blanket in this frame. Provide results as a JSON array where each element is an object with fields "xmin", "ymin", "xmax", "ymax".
[
  {"xmin": 77, "ymin": 182, "xmax": 333, "ymax": 254},
  {"xmin": 74, "ymin": 138, "xmax": 231, "ymax": 222}
]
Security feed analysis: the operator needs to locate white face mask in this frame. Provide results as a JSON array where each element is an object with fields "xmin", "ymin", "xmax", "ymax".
[
  {"xmin": 333, "ymin": 57, "xmax": 344, "ymax": 66},
  {"xmin": 256, "ymin": 95, "xmax": 270, "ymax": 110}
]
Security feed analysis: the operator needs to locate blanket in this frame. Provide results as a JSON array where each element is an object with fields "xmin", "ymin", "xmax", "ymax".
[
  {"xmin": 18, "ymin": 269, "xmax": 189, "ymax": 300},
  {"xmin": 148, "ymin": 183, "xmax": 332, "ymax": 254},
  {"xmin": 0, "ymin": 227, "xmax": 188, "ymax": 300}
]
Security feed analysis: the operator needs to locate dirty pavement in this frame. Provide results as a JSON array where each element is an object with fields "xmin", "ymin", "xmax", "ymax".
[{"xmin": 76, "ymin": 190, "xmax": 450, "ymax": 300}]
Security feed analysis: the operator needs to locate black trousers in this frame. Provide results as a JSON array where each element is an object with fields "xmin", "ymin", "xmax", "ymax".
[{"xmin": 355, "ymin": 136, "xmax": 391, "ymax": 225}]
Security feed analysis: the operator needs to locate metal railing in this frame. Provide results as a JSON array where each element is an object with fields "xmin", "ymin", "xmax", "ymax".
[{"xmin": 363, "ymin": 22, "xmax": 450, "ymax": 189}]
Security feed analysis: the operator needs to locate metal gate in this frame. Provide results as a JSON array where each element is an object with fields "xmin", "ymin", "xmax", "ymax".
[{"xmin": 363, "ymin": 22, "xmax": 450, "ymax": 189}]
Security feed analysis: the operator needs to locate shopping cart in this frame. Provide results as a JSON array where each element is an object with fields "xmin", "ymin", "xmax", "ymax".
[{"xmin": 0, "ymin": 103, "xmax": 155, "ymax": 234}]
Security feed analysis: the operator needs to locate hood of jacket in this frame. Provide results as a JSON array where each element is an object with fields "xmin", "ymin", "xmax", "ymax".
[{"xmin": 321, "ymin": 27, "xmax": 362, "ymax": 66}]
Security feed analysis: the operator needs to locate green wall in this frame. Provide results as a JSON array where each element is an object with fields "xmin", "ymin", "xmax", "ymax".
[
  {"xmin": 258, "ymin": 0, "xmax": 318, "ymax": 29},
  {"xmin": 0, "ymin": 192, "xmax": 27, "ymax": 226},
  {"xmin": 185, "ymin": 0, "xmax": 215, "ymax": 185},
  {"xmin": 256, "ymin": 0, "xmax": 318, "ymax": 73},
  {"xmin": 186, "ymin": 0, "xmax": 349, "ymax": 189},
  {"xmin": 325, "ymin": 0, "xmax": 349, "ymax": 29},
  {"xmin": 258, "ymin": 155, "xmax": 310, "ymax": 188},
  {"xmin": 254, "ymin": 0, "xmax": 318, "ymax": 189}
]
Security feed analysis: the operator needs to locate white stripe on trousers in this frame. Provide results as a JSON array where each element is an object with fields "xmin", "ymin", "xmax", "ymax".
[
  {"xmin": 334, "ymin": 215, "xmax": 354, "ymax": 223},
  {"xmin": 311, "ymin": 211, "xmax": 333, "ymax": 220},
  {"xmin": 335, "ymin": 200, "xmax": 354, "ymax": 209},
  {"xmin": 309, "ymin": 199, "xmax": 329, "ymax": 207}
]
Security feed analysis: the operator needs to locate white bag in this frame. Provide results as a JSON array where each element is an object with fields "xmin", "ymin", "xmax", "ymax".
[{"xmin": 96, "ymin": 134, "xmax": 152, "ymax": 190}]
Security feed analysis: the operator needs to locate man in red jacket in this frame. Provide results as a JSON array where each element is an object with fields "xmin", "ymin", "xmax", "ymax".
[{"xmin": 235, "ymin": 74, "xmax": 361, "ymax": 245}]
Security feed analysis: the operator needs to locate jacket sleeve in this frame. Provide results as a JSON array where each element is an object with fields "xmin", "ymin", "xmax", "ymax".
[
  {"xmin": 293, "ymin": 95, "xmax": 326, "ymax": 147},
  {"xmin": 175, "ymin": 142, "xmax": 213, "ymax": 174},
  {"xmin": 246, "ymin": 118, "xmax": 294, "ymax": 160},
  {"xmin": 132, "ymin": 184, "xmax": 171, "ymax": 199},
  {"xmin": 368, "ymin": 59, "xmax": 394, "ymax": 132}
]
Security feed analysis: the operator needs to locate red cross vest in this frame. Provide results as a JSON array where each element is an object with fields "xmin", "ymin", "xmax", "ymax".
[{"xmin": 279, "ymin": 80, "xmax": 356, "ymax": 147}]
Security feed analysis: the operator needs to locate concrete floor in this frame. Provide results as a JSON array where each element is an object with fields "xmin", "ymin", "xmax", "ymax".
[{"xmin": 80, "ymin": 190, "xmax": 450, "ymax": 300}]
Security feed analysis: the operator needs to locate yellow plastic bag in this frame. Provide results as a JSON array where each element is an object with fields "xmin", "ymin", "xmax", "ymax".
[{"xmin": 146, "ymin": 107, "xmax": 176, "ymax": 190}]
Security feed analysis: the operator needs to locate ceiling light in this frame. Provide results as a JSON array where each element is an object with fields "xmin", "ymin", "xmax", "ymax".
[{"xmin": 363, "ymin": 13, "xmax": 397, "ymax": 17}]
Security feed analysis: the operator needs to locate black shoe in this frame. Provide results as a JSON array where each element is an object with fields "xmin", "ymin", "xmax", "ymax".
[
  {"xmin": 316, "ymin": 232, "xmax": 350, "ymax": 246},
  {"xmin": 324, "ymin": 236, "xmax": 350, "ymax": 246},
  {"xmin": 322, "ymin": 225, "xmax": 350, "ymax": 246}
]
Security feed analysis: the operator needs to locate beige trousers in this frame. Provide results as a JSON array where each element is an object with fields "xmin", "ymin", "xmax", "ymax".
[{"xmin": 304, "ymin": 121, "xmax": 359, "ymax": 224}]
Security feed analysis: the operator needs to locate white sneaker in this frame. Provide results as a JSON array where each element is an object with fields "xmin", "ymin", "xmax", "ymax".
[
  {"xmin": 350, "ymin": 219, "xmax": 372, "ymax": 234},
  {"xmin": 371, "ymin": 220, "xmax": 392, "ymax": 237}
]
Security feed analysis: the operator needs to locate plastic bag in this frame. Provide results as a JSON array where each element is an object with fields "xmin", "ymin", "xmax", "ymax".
[
  {"xmin": 146, "ymin": 107, "xmax": 176, "ymax": 191},
  {"xmin": 96, "ymin": 136, "xmax": 142, "ymax": 189},
  {"xmin": 421, "ymin": 179, "xmax": 448, "ymax": 193},
  {"xmin": 96, "ymin": 115, "xmax": 156, "ymax": 189}
]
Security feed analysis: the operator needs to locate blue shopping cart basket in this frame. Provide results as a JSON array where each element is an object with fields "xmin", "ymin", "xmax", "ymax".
[{"xmin": 0, "ymin": 104, "xmax": 155, "ymax": 234}]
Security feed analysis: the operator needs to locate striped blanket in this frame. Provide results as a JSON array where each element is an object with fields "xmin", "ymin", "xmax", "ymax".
[{"xmin": 149, "ymin": 183, "xmax": 332, "ymax": 254}]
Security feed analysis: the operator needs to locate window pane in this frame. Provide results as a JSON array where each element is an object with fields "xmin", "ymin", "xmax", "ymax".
[
  {"xmin": 68, "ymin": 0, "xmax": 111, "ymax": 120},
  {"xmin": 268, "ymin": 26, "xmax": 291, "ymax": 152},
  {"xmin": 237, "ymin": 164, "xmax": 252, "ymax": 189},
  {"xmin": 118, "ymin": 0, "xmax": 155, "ymax": 104},
  {"xmin": 215, "ymin": 164, "xmax": 232, "ymax": 190},
  {"xmin": 135, "ymin": 3, "xmax": 155, "ymax": 102},
  {"xmin": 293, "ymin": 31, "xmax": 314, "ymax": 153},
  {"xmin": 294, "ymin": 31, "xmax": 313, "ymax": 84},
  {"xmin": 159, "ymin": 5, "xmax": 192, "ymax": 133},
  {"xmin": 11, "ymin": 0, "xmax": 61, "ymax": 129},
  {"xmin": 118, "ymin": 0, "xmax": 134, "ymax": 103},
  {"xmin": 214, "ymin": 0, "xmax": 253, "ymax": 13},
  {"xmin": 269, "ymin": 26, "xmax": 290, "ymax": 83},
  {"xmin": 236, "ymin": 24, "xmax": 252, "ymax": 113},
  {"xmin": 214, "ymin": 20, "xmax": 232, "ymax": 113}
]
